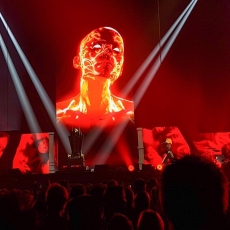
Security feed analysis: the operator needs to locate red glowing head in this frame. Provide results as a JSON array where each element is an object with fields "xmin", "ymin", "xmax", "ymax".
[{"xmin": 73, "ymin": 27, "xmax": 124, "ymax": 83}]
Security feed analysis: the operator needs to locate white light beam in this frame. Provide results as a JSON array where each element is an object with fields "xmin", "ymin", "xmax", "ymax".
[
  {"xmin": 0, "ymin": 13, "xmax": 71, "ymax": 153},
  {"xmin": 0, "ymin": 34, "xmax": 41, "ymax": 133}
]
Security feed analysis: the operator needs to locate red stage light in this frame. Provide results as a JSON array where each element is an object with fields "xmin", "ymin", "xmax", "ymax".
[
  {"xmin": 156, "ymin": 164, "xmax": 163, "ymax": 171},
  {"xmin": 128, "ymin": 165, "xmax": 134, "ymax": 172}
]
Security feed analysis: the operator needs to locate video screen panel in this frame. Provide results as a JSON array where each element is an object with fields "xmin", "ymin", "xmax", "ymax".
[
  {"xmin": 142, "ymin": 127, "xmax": 230, "ymax": 168},
  {"xmin": 142, "ymin": 127, "xmax": 190, "ymax": 168},
  {"xmin": 0, "ymin": 132, "xmax": 56, "ymax": 174},
  {"xmin": 192, "ymin": 132, "xmax": 230, "ymax": 165}
]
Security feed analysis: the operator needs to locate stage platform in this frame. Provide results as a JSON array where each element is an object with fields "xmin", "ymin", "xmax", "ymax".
[
  {"xmin": 1, "ymin": 163, "xmax": 230, "ymax": 191},
  {"xmin": 0, "ymin": 166, "xmax": 161, "ymax": 191}
]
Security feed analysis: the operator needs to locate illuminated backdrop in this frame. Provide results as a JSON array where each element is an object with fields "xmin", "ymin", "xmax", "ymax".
[{"xmin": 1, "ymin": 0, "xmax": 230, "ymax": 169}]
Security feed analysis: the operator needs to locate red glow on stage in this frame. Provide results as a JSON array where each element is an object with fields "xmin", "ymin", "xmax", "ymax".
[
  {"xmin": 117, "ymin": 137, "xmax": 134, "ymax": 168},
  {"xmin": 156, "ymin": 164, "xmax": 163, "ymax": 171},
  {"xmin": 128, "ymin": 165, "xmax": 134, "ymax": 172}
]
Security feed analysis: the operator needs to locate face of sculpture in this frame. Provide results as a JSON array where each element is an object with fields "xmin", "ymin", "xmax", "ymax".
[{"xmin": 74, "ymin": 27, "xmax": 124, "ymax": 83}]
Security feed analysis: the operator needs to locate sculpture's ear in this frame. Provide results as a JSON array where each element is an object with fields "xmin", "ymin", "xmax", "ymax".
[{"xmin": 73, "ymin": 56, "xmax": 81, "ymax": 69}]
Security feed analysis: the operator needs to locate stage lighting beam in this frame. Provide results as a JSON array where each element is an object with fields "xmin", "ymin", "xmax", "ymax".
[
  {"xmin": 134, "ymin": 0, "xmax": 197, "ymax": 107},
  {"xmin": 0, "ymin": 34, "xmax": 41, "ymax": 133},
  {"xmin": 90, "ymin": 119, "xmax": 130, "ymax": 166},
  {"xmin": 0, "ymin": 13, "xmax": 71, "ymax": 154},
  {"xmin": 121, "ymin": 0, "xmax": 197, "ymax": 98}
]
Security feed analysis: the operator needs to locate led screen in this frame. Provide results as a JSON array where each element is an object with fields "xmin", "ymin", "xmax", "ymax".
[
  {"xmin": 142, "ymin": 127, "xmax": 190, "ymax": 168},
  {"xmin": 0, "ymin": 131, "xmax": 55, "ymax": 174},
  {"xmin": 192, "ymin": 132, "xmax": 230, "ymax": 166},
  {"xmin": 142, "ymin": 127, "xmax": 230, "ymax": 169}
]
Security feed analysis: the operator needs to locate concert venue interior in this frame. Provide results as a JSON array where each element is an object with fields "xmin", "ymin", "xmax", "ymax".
[{"xmin": 1, "ymin": 0, "xmax": 230, "ymax": 189}]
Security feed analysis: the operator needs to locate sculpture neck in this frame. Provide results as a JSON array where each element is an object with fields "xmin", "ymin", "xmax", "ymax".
[{"xmin": 80, "ymin": 76, "xmax": 112, "ymax": 116}]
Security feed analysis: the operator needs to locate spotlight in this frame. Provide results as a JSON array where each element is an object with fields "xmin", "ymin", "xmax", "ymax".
[
  {"xmin": 156, "ymin": 164, "xmax": 163, "ymax": 171},
  {"xmin": 128, "ymin": 165, "xmax": 135, "ymax": 172}
]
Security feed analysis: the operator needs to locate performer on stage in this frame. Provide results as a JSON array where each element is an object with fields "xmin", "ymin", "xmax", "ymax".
[{"xmin": 142, "ymin": 127, "xmax": 190, "ymax": 168}]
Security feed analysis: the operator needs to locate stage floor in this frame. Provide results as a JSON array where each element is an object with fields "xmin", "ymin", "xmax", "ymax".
[
  {"xmin": 1, "ymin": 163, "xmax": 230, "ymax": 191},
  {"xmin": 0, "ymin": 167, "xmax": 161, "ymax": 191}
]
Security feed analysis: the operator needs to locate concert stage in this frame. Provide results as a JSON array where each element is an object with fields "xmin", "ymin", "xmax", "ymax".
[
  {"xmin": 1, "ymin": 161, "xmax": 230, "ymax": 191},
  {"xmin": 0, "ymin": 166, "xmax": 161, "ymax": 191}
]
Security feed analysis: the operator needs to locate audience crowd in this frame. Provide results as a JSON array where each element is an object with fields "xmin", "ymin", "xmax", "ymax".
[{"xmin": 0, "ymin": 155, "xmax": 230, "ymax": 230}]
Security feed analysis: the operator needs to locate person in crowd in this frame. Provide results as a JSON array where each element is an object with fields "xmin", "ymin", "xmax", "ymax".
[
  {"xmin": 0, "ymin": 191, "xmax": 22, "ymax": 229},
  {"xmin": 160, "ymin": 155, "xmax": 229, "ymax": 230},
  {"xmin": 146, "ymin": 177, "xmax": 158, "ymax": 195},
  {"xmin": 107, "ymin": 213, "xmax": 134, "ymax": 230},
  {"xmin": 43, "ymin": 183, "xmax": 69, "ymax": 230},
  {"xmin": 67, "ymin": 194, "xmax": 104, "ymax": 230},
  {"xmin": 103, "ymin": 185, "xmax": 127, "ymax": 226},
  {"xmin": 107, "ymin": 179, "xmax": 119, "ymax": 186},
  {"xmin": 132, "ymin": 190, "xmax": 151, "ymax": 229},
  {"xmin": 132, "ymin": 178, "xmax": 146, "ymax": 195},
  {"xmin": 137, "ymin": 209, "xmax": 164, "ymax": 230},
  {"xmin": 32, "ymin": 188, "xmax": 48, "ymax": 229},
  {"xmin": 89, "ymin": 183, "xmax": 107, "ymax": 205},
  {"xmin": 69, "ymin": 183, "xmax": 86, "ymax": 199},
  {"xmin": 134, "ymin": 190, "xmax": 151, "ymax": 214}
]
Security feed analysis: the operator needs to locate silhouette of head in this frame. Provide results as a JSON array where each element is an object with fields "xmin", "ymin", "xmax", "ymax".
[
  {"xmin": 134, "ymin": 191, "xmax": 150, "ymax": 214},
  {"xmin": 132, "ymin": 178, "xmax": 146, "ymax": 195},
  {"xmin": 69, "ymin": 183, "xmax": 86, "ymax": 199},
  {"xmin": 107, "ymin": 213, "xmax": 133, "ymax": 230},
  {"xmin": 68, "ymin": 194, "xmax": 103, "ymax": 230},
  {"xmin": 137, "ymin": 210, "xmax": 164, "ymax": 230},
  {"xmin": 160, "ymin": 155, "xmax": 229, "ymax": 230},
  {"xmin": 46, "ymin": 183, "xmax": 68, "ymax": 214}
]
